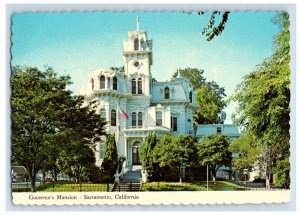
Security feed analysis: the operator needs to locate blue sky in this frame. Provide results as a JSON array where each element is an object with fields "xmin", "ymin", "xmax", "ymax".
[{"xmin": 11, "ymin": 12, "xmax": 280, "ymax": 123}]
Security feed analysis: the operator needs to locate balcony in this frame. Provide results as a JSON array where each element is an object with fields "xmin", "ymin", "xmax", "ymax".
[{"xmin": 123, "ymin": 125, "xmax": 170, "ymax": 133}]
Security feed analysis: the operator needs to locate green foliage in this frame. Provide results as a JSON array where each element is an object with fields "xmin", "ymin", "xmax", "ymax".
[
  {"xmin": 172, "ymin": 68, "xmax": 226, "ymax": 124},
  {"xmin": 274, "ymin": 157, "xmax": 290, "ymax": 188},
  {"xmin": 230, "ymin": 134, "xmax": 261, "ymax": 172},
  {"xmin": 153, "ymin": 135, "xmax": 198, "ymax": 182},
  {"xmin": 195, "ymin": 86, "xmax": 223, "ymax": 124},
  {"xmin": 230, "ymin": 12, "xmax": 290, "ymax": 187},
  {"xmin": 185, "ymin": 11, "xmax": 230, "ymax": 41},
  {"xmin": 201, "ymin": 11, "xmax": 230, "ymax": 41},
  {"xmin": 101, "ymin": 134, "xmax": 118, "ymax": 182},
  {"xmin": 56, "ymin": 95, "xmax": 106, "ymax": 183},
  {"xmin": 110, "ymin": 66, "xmax": 124, "ymax": 73},
  {"xmin": 11, "ymin": 66, "xmax": 73, "ymax": 191},
  {"xmin": 197, "ymin": 135, "xmax": 232, "ymax": 180},
  {"xmin": 139, "ymin": 132, "xmax": 159, "ymax": 178},
  {"xmin": 11, "ymin": 65, "xmax": 107, "ymax": 190}
]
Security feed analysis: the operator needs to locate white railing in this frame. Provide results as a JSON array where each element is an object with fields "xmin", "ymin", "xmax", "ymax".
[{"xmin": 124, "ymin": 125, "xmax": 169, "ymax": 131}]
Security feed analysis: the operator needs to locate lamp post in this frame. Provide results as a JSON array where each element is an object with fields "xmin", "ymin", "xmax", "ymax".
[{"xmin": 243, "ymin": 169, "xmax": 249, "ymax": 190}]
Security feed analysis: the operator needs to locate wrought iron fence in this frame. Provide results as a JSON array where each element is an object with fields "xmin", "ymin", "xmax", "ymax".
[{"xmin": 12, "ymin": 182, "xmax": 113, "ymax": 192}]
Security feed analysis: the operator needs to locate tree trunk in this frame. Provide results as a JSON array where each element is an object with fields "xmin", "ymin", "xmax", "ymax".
[
  {"xmin": 266, "ymin": 173, "xmax": 271, "ymax": 189},
  {"xmin": 42, "ymin": 172, "xmax": 46, "ymax": 185}
]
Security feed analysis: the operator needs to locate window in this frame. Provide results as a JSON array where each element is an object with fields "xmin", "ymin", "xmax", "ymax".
[
  {"xmin": 217, "ymin": 127, "xmax": 222, "ymax": 134},
  {"xmin": 164, "ymin": 87, "xmax": 170, "ymax": 99},
  {"xmin": 171, "ymin": 116, "xmax": 177, "ymax": 131},
  {"xmin": 113, "ymin": 77, "xmax": 118, "ymax": 90},
  {"xmin": 100, "ymin": 75, "xmax": 105, "ymax": 89},
  {"xmin": 134, "ymin": 38, "xmax": 139, "ymax": 50},
  {"xmin": 111, "ymin": 109, "xmax": 116, "ymax": 126},
  {"xmin": 91, "ymin": 78, "xmax": 94, "ymax": 91},
  {"xmin": 138, "ymin": 112, "xmax": 143, "ymax": 127},
  {"xmin": 138, "ymin": 78, "xmax": 143, "ymax": 94},
  {"xmin": 132, "ymin": 78, "xmax": 136, "ymax": 94},
  {"xmin": 99, "ymin": 143, "xmax": 105, "ymax": 159},
  {"xmin": 156, "ymin": 111, "xmax": 162, "ymax": 126},
  {"xmin": 132, "ymin": 112, "xmax": 136, "ymax": 128},
  {"xmin": 100, "ymin": 108, "xmax": 106, "ymax": 120},
  {"xmin": 189, "ymin": 91, "xmax": 192, "ymax": 103}
]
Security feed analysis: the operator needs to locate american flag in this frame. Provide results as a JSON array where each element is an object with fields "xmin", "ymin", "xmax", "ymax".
[{"xmin": 119, "ymin": 106, "xmax": 128, "ymax": 120}]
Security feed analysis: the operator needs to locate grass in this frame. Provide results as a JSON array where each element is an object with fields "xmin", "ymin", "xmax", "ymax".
[
  {"xmin": 141, "ymin": 181, "xmax": 245, "ymax": 191},
  {"xmin": 36, "ymin": 182, "xmax": 111, "ymax": 192}
]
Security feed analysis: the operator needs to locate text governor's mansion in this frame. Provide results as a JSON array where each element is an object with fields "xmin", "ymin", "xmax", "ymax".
[{"xmin": 80, "ymin": 22, "xmax": 197, "ymax": 167}]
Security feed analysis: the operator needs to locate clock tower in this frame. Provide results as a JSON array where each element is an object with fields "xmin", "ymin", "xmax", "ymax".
[{"xmin": 123, "ymin": 17, "xmax": 153, "ymax": 95}]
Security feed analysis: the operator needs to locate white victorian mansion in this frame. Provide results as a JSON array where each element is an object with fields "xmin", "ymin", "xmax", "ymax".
[{"xmin": 80, "ymin": 18, "xmax": 239, "ymax": 170}]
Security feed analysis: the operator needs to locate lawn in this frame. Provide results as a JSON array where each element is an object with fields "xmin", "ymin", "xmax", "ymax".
[
  {"xmin": 141, "ymin": 181, "xmax": 245, "ymax": 191},
  {"xmin": 36, "ymin": 182, "xmax": 111, "ymax": 192}
]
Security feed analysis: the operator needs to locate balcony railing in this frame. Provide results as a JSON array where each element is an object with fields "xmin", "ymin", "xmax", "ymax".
[{"xmin": 124, "ymin": 125, "xmax": 170, "ymax": 132}]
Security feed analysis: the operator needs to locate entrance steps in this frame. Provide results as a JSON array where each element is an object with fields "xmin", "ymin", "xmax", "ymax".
[
  {"xmin": 112, "ymin": 165, "xmax": 142, "ymax": 192},
  {"xmin": 122, "ymin": 165, "xmax": 142, "ymax": 183}
]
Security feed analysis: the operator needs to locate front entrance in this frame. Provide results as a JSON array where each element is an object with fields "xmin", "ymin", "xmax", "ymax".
[{"xmin": 132, "ymin": 142, "xmax": 141, "ymax": 165}]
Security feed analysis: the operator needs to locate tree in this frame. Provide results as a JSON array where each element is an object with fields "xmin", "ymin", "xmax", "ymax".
[
  {"xmin": 195, "ymin": 86, "xmax": 224, "ymax": 124},
  {"xmin": 173, "ymin": 68, "xmax": 226, "ymax": 124},
  {"xmin": 274, "ymin": 157, "xmax": 290, "ymax": 188},
  {"xmin": 12, "ymin": 66, "xmax": 107, "ymax": 190},
  {"xmin": 197, "ymin": 135, "xmax": 232, "ymax": 181},
  {"xmin": 58, "ymin": 144, "xmax": 96, "ymax": 183},
  {"xmin": 11, "ymin": 66, "xmax": 73, "ymax": 191},
  {"xmin": 139, "ymin": 132, "xmax": 159, "ymax": 179},
  {"xmin": 230, "ymin": 12, "xmax": 290, "ymax": 187},
  {"xmin": 101, "ymin": 134, "xmax": 118, "ymax": 182},
  {"xmin": 55, "ymin": 94, "xmax": 106, "ymax": 183},
  {"xmin": 185, "ymin": 11, "xmax": 230, "ymax": 41},
  {"xmin": 153, "ymin": 135, "xmax": 198, "ymax": 183},
  {"xmin": 230, "ymin": 134, "xmax": 261, "ymax": 172}
]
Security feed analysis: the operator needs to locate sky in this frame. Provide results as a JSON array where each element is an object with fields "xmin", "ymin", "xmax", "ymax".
[{"xmin": 11, "ymin": 12, "xmax": 280, "ymax": 123}]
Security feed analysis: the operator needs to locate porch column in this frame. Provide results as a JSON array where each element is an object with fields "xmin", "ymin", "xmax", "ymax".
[{"xmin": 125, "ymin": 137, "xmax": 128, "ymax": 166}]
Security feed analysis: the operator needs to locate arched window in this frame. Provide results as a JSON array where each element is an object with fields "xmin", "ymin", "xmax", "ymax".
[
  {"xmin": 132, "ymin": 78, "xmax": 136, "ymax": 95},
  {"xmin": 91, "ymin": 78, "xmax": 94, "ymax": 91},
  {"xmin": 134, "ymin": 38, "xmax": 139, "ymax": 50},
  {"xmin": 113, "ymin": 77, "xmax": 118, "ymax": 90},
  {"xmin": 138, "ymin": 78, "xmax": 142, "ymax": 94},
  {"xmin": 164, "ymin": 87, "xmax": 170, "ymax": 99},
  {"xmin": 100, "ymin": 75, "xmax": 105, "ymax": 89},
  {"xmin": 138, "ymin": 112, "xmax": 143, "ymax": 127},
  {"xmin": 189, "ymin": 91, "xmax": 192, "ymax": 103},
  {"xmin": 132, "ymin": 112, "xmax": 136, "ymax": 128},
  {"xmin": 100, "ymin": 108, "xmax": 106, "ymax": 120},
  {"xmin": 111, "ymin": 109, "xmax": 116, "ymax": 126}
]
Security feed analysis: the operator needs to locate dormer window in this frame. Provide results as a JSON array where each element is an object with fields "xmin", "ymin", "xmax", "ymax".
[
  {"xmin": 164, "ymin": 87, "xmax": 170, "ymax": 99},
  {"xmin": 113, "ymin": 77, "xmax": 118, "ymax": 90},
  {"xmin": 134, "ymin": 38, "xmax": 139, "ymax": 50},
  {"xmin": 132, "ymin": 78, "xmax": 137, "ymax": 94},
  {"xmin": 138, "ymin": 78, "xmax": 143, "ymax": 94},
  {"xmin": 100, "ymin": 75, "xmax": 105, "ymax": 89}
]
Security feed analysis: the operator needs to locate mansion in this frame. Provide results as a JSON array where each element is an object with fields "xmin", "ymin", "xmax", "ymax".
[{"xmin": 79, "ymin": 19, "xmax": 240, "ymax": 170}]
